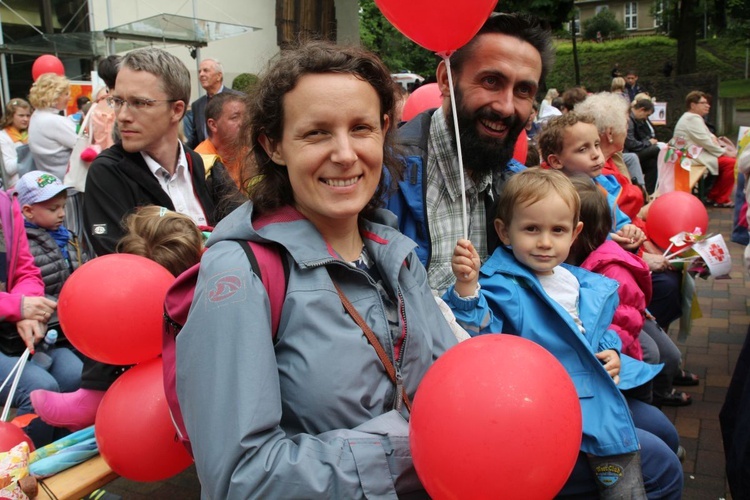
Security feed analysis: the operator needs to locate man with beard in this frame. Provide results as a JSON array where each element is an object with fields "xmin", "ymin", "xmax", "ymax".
[{"xmin": 384, "ymin": 13, "xmax": 554, "ymax": 293}]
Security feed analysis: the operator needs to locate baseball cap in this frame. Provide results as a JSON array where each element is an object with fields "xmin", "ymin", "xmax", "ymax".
[{"xmin": 15, "ymin": 170, "xmax": 72, "ymax": 206}]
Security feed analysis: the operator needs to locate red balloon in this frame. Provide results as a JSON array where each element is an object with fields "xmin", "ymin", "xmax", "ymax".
[
  {"xmin": 0, "ymin": 422, "xmax": 34, "ymax": 453},
  {"xmin": 513, "ymin": 128, "xmax": 528, "ymax": 164},
  {"xmin": 375, "ymin": 0, "xmax": 498, "ymax": 54},
  {"xmin": 410, "ymin": 335, "xmax": 582, "ymax": 499},
  {"xmin": 95, "ymin": 358, "xmax": 193, "ymax": 481},
  {"xmin": 58, "ymin": 254, "xmax": 174, "ymax": 365},
  {"xmin": 402, "ymin": 83, "xmax": 443, "ymax": 122},
  {"xmin": 32, "ymin": 55, "xmax": 65, "ymax": 81},
  {"xmin": 646, "ymin": 191, "xmax": 709, "ymax": 250}
]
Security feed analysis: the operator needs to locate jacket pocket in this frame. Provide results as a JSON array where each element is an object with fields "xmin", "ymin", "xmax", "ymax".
[{"xmin": 570, "ymin": 371, "xmax": 594, "ymax": 399}]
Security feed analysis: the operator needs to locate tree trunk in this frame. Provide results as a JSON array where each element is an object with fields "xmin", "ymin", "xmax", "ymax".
[
  {"xmin": 571, "ymin": 27, "xmax": 581, "ymax": 86},
  {"xmin": 676, "ymin": 0, "xmax": 698, "ymax": 75},
  {"xmin": 713, "ymin": 0, "xmax": 727, "ymax": 34}
]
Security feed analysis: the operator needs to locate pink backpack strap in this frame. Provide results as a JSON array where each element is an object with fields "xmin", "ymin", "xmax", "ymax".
[{"xmin": 240, "ymin": 241, "xmax": 289, "ymax": 337}]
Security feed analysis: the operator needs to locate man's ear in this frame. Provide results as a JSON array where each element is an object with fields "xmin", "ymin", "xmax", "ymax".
[
  {"xmin": 172, "ymin": 100, "xmax": 186, "ymax": 123},
  {"xmin": 206, "ymin": 118, "xmax": 218, "ymax": 136},
  {"xmin": 382, "ymin": 114, "xmax": 390, "ymax": 135},
  {"xmin": 435, "ymin": 62, "xmax": 451, "ymax": 108},
  {"xmin": 258, "ymin": 133, "xmax": 285, "ymax": 166},
  {"xmin": 547, "ymin": 154, "xmax": 564, "ymax": 170},
  {"xmin": 494, "ymin": 218, "xmax": 511, "ymax": 246}
]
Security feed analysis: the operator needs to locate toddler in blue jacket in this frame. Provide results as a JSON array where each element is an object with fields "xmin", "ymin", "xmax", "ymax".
[{"xmin": 445, "ymin": 168, "xmax": 682, "ymax": 499}]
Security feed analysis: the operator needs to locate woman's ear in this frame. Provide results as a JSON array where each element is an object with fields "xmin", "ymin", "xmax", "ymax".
[{"xmin": 258, "ymin": 133, "xmax": 285, "ymax": 166}]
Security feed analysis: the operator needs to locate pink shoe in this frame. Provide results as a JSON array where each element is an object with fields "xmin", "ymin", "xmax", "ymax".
[{"xmin": 30, "ymin": 389, "xmax": 105, "ymax": 431}]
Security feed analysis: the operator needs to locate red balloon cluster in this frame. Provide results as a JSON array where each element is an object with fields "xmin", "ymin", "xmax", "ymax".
[
  {"xmin": 0, "ymin": 422, "xmax": 34, "ymax": 453},
  {"xmin": 58, "ymin": 254, "xmax": 191, "ymax": 481},
  {"xmin": 402, "ymin": 83, "xmax": 442, "ymax": 122},
  {"xmin": 646, "ymin": 191, "xmax": 709, "ymax": 250},
  {"xmin": 32, "ymin": 55, "xmax": 65, "ymax": 81},
  {"xmin": 95, "ymin": 358, "xmax": 193, "ymax": 481},
  {"xmin": 58, "ymin": 254, "xmax": 174, "ymax": 365},
  {"xmin": 410, "ymin": 335, "xmax": 582, "ymax": 499},
  {"xmin": 374, "ymin": 0, "xmax": 497, "ymax": 54}
]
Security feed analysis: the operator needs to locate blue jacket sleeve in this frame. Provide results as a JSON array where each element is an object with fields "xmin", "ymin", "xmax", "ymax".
[{"xmin": 442, "ymin": 284, "xmax": 505, "ymax": 336}]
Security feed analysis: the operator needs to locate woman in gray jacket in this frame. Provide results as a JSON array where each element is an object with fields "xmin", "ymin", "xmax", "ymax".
[{"xmin": 176, "ymin": 42, "xmax": 458, "ymax": 498}]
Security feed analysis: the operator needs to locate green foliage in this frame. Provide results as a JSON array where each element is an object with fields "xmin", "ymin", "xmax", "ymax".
[
  {"xmin": 581, "ymin": 9, "xmax": 626, "ymax": 41},
  {"xmin": 232, "ymin": 73, "xmax": 259, "ymax": 94},
  {"xmin": 359, "ymin": 0, "xmax": 438, "ymax": 77},
  {"xmin": 546, "ymin": 36, "xmax": 744, "ymax": 94}
]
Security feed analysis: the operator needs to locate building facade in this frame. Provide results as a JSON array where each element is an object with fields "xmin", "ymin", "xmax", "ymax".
[
  {"xmin": 573, "ymin": 0, "xmax": 665, "ymax": 36},
  {"xmin": 0, "ymin": 0, "xmax": 360, "ymax": 107}
]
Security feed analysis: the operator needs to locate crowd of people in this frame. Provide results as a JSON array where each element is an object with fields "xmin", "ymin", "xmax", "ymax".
[{"xmin": 0, "ymin": 9, "xmax": 747, "ymax": 498}]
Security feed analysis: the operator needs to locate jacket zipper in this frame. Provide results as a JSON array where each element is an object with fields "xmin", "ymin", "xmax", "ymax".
[{"xmin": 309, "ymin": 258, "xmax": 407, "ymax": 411}]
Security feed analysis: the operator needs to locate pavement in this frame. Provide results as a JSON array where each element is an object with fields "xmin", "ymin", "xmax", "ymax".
[{"xmin": 103, "ymin": 205, "xmax": 745, "ymax": 499}]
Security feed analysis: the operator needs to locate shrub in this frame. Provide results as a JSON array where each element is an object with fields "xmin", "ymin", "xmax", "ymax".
[
  {"xmin": 582, "ymin": 9, "xmax": 626, "ymax": 41},
  {"xmin": 232, "ymin": 73, "xmax": 259, "ymax": 94}
]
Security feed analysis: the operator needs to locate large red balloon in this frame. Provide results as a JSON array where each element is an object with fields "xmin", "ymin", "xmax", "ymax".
[
  {"xmin": 32, "ymin": 55, "xmax": 65, "ymax": 81},
  {"xmin": 410, "ymin": 335, "xmax": 582, "ymax": 499},
  {"xmin": 0, "ymin": 422, "xmax": 34, "ymax": 453},
  {"xmin": 646, "ymin": 191, "xmax": 709, "ymax": 250},
  {"xmin": 402, "ymin": 83, "xmax": 443, "ymax": 122},
  {"xmin": 513, "ymin": 128, "xmax": 528, "ymax": 165},
  {"xmin": 375, "ymin": 0, "xmax": 498, "ymax": 54},
  {"xmin": 57, "ymin": 254, "xmax": 174, "ymax": 365},
  {"xmin": 95, "ymin": 358, "xmax": 193, "ymax": 481}
]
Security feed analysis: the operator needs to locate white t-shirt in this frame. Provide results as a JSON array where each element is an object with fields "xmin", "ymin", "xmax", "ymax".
[{"xmin": 537, "ymin": 266, "xmax": 585, "ymax": 334}]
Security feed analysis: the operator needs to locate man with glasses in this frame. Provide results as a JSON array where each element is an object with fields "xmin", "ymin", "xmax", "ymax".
[
  {"xmin": 673, "ymin": 90, "xmax": 736, "ymax": 207},
  {"xmin": 30, "ymin": 47, "xmax": 223, "ymax": 433},
  {"xmin": 83, "ymin": 47, "xmax": 219, "ymax": 255}
]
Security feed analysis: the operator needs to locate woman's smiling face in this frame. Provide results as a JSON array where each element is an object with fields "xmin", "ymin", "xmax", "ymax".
[{"xmin": 265, "ymin": 73, "xmax": 389, "ymax": 230}]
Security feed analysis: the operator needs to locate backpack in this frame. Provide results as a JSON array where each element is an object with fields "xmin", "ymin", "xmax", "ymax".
[{"xmin": 162, "ymin": 240, "xmax": 289, "ymax": 456}]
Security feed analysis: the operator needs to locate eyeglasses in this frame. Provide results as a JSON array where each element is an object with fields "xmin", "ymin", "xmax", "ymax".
[
  {"xmin": 107, "ymin": 96, "xmax": 179, "ymax": 112},
  {"xmin": 697, "ymin": 100, "xmax": 710, "ymax": 105}
]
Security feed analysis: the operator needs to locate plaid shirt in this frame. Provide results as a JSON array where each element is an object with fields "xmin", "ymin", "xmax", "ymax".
[{"xmin": 425, "ymin": 108, "xmax": 493, "ymax": 294}]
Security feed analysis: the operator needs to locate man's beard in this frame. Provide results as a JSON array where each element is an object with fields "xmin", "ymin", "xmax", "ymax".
[{"xmin": 447, "ymin": 87, "xmax": 526, "ymax": 180}]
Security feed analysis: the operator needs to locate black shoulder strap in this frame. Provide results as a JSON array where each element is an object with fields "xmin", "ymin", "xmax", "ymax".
[{"xmin": 237, "ymin": 240, "xmax": 290, "ymax": 286}]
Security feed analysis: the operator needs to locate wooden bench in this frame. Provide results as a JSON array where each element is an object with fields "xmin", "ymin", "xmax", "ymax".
[
  {"xmin": 689, "ymin": 164, "xmax": 709, "ymax": 193},
  {"xmin": 35, "ymin": 455, "xmax": 118, "ymax": 500}
]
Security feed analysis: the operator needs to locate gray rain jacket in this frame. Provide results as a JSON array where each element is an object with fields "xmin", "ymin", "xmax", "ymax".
[{"xmin": 176, "ymin": 202, "xmax": 457, "ymax": 499}]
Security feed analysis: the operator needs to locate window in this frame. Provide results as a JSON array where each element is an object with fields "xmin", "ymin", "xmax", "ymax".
[
  {"xmin": 624, "ymin": 2, "xmax": 638, "ymax": 30},
  {"xmin": 595, "ymin": 5, "xmax": 609, "ymax": 15},
  {"xmin": 654, "ymin": 0, "xmax": 664, "ymax": 28},
  {"xmin": 569, "ymin": 10, "xmax": 581, "ymax": 35}
]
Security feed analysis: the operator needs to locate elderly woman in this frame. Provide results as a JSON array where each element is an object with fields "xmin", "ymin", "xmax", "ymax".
[
  {"xmin": 28, "ymin": 74, "xmax": 77, "ymax": 179},
  {"xmin": 673, "ymin": 91, "xmax": 735, "ymax": 207},
  {"xmin": 0, "ymin": 98, "xmax": 32, "ymax": 187},
  {"xmin": 177, "ymin": 41, "xmax": 457, "ymax": 498},
  {"xmin": 626, "ymin": 98, "xmax": 660, "ymax": 194}
]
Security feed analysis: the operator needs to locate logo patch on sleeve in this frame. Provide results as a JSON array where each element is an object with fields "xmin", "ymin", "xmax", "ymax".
[
  {"xmin": 92, "ymin": 224, "xmax": 108, "ymax": 235},
  {"xmin": 204, "ymin": 269, "xmax": 247, "ymax": 308}
]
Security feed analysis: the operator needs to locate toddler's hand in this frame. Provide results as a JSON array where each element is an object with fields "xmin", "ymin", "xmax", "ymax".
[
  {"xmin": 596, "ymin": 349, "xmax": 621, "ymax": 385},
  {"xmin": 451, "ymin": 239, "xmax": 480, "ymax": 297}
]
